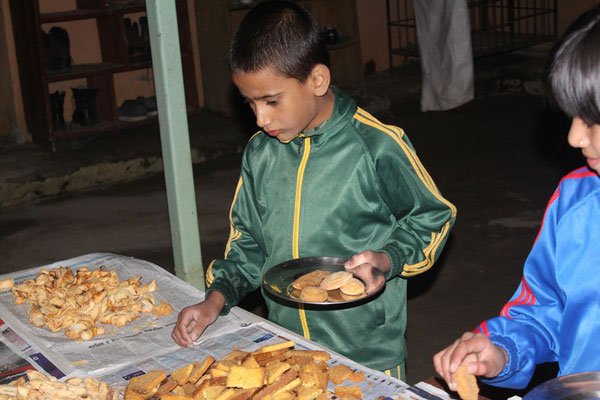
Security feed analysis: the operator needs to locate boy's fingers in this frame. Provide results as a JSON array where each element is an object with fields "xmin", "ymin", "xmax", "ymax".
[
  {"xmin": 345, "ymin": 251, "xmax": 375, "ymax": 269},
  {"xmin": 364, "ymin": 272, "xmax": 385, "ymax": 295},
  {"xmin": 188, "ymin": 322, "xmax": 207, "ymax": 344},
  {"xmin": 171, "ymin": 326, "xmax": 189, "ymax": 347},
  {"xmin": 344, "ymin": 263, "xmax": 383, "ymax": 294},
  {"xmin": 172, "ymin": 310, "xmax": 197, "ymax": 347}
]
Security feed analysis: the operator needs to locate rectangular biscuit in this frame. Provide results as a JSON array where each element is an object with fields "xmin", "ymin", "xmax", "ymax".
[
  {"xmin": 287, "ymin": 351, "xmax": 331, "ymax": 362},
  {"xmin": 226, "ymin": 366, "xmax": 266, "ymax": 389},
  {"xmin": 255, "ymin": 341, "xmax": 295, "ymax": 354}
]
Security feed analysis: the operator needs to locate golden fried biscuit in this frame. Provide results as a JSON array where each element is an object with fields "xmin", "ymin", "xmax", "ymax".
[
  {"xmin": 300, "ymin": 286, "xmax": 328, "ymax": 302},
  {"xmin": 292, "ymin": 270, "xmax": 331, "ymax": 290},
  {"xmin": 454, "ymin": 365, "xmax": 479, "ymax": 400},
  {"xmin": 128, "ymin": 370, "xmax": 167, "ymax": 394},
  {"xmin": 287, "ymin": 350, "xmax": 331, "ymax": 362},
  {"xmin": 0, "ymin": 278, "xmax": 14, "ymax": 290},
  {"xmin": 339, "ymin": 292, "xmax": 367, "ymax": 301},
  {"xmin": 226, "ymin": 366, "xmax": 266, "ymax": 389},
  {"xmin": 171, "ymin": 363, "xmax": 194, "ymax": 385},
  {"xmin": 334, "ymin": 385, "xmax": 362, "ymax": 398},
  {"xmin": 349, "ymin": 371, "xmax": 365, "ymax": 382},
  {"xmin": 328, "ymin": 364, "xmax": 353, "ymax": 385},
  {"xmin": 256, "ymin": 340, "xmax": 295, "ymax": 353},
  {"xmin": 155, "ymin": 377, "xmax": 179, "ymax": 395},
  {"xmin": 319, "ymin": 271, "xmax": 353, "ymax": 291},
  {"xmin": 152, "ymin": 301, "xmax": 174, "ymax": 316},
  {"xmin": 327, "ymin": 289, "xmax": 345, "ymax": 302},
  {"xmin": 339, "ymin": 278, "xmax": 365, "ymax": 296},
  {"xmin": 297, "ymin": 386, "xmax": 323, "ymax": 400}
]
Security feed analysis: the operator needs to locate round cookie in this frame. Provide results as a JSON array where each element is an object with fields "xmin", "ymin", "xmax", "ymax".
[
  {"xmin": 292, "ymin": 270, "xmax": 331, "ymax": 290},
  {"xmin": 319, "ymin": 271, "xmax": 353, "ymax": 290},
  {"xmin": 327, "ymin": 289, "xmax": 346, "ymax": 302},
  {"xmin": 340, "ymin": 291, "xmax": 367, "ymax": 301},
  {"xmin": 300, "ymin": 286, "xmax": 328, "ymax": 302},
  {"xmin": 339, "ymin": 278, "xmax": 365, "ymax": 296}
]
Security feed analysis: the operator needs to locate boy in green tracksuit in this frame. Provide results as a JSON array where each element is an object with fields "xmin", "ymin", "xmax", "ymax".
[{"xmin": 172, "ymin": 0, "xmax": 456, "ymax": 379}]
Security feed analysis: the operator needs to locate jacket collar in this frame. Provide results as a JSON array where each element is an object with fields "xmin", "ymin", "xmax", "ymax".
[{"xmin": 293, "ymin": 86, "xmax": 357, "ymax": 144}]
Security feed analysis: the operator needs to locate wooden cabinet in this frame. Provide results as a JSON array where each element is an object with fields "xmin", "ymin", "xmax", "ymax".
[
  {"xmin": 10, "ymin": 0, "xmax": 199, "ymax": 150},
  {"xmin": 197, "ymin": 0, "xmax": 364, "ymax": 117}
]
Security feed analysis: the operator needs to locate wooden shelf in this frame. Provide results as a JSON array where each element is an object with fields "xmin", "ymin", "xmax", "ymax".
[
  {"xmin": 46, "ymin": 61, "xmax": 154, "ymax": 83},
  {"xmin": 39, "ymin": 4, "xmax": 146, "ymax": 23},
  {"xmin": 10, "ymin": 0, "xmax": 199, "ymax": 150}
]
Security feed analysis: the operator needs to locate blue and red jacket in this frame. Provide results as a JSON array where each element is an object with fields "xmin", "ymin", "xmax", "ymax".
[{"xmin": 476, "ymin": 167, "xmax": 600, "ymax": 389}]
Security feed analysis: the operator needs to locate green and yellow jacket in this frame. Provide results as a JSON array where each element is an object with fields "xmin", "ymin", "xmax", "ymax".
[{"xmin": 206, "ymin": 87, "xmax": 456, "ymax": 371}]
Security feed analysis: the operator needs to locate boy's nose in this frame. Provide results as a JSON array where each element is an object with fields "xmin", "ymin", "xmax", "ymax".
[
  {"xmin": 255, "ymin": 106, "xmax": 271, "ymax": 128},
  {"xmin": 567, "ymin": 117, "xmax": 589, "ymax": 148}
]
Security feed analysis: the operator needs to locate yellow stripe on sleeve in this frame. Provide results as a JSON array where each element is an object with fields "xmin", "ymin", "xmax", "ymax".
[
  {"xmin": 354, "ymin": 109, "xmax": 456, "ymax": 276},
  {"xmin": 206, "ymin": 260, "xmax": 216, "ymax": 286},
  {"xmin": 223, "ymin": 177, "xmax": 244, "ymax": 258}
]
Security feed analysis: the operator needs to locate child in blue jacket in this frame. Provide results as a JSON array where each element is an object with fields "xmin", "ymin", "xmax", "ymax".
[{"xmin": 434, "ymin": 5, "xmax": 600, "ymax": 390}]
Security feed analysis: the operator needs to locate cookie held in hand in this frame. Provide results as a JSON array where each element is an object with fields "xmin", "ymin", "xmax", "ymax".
[{"xmin": 454, "ymin": 364, "xmax": 479, "ymax": 400}]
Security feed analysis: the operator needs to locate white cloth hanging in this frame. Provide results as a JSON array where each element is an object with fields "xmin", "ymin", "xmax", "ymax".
[{"xmin": 413, "ymin": 0, "xmax": 474, "ymax": 111}]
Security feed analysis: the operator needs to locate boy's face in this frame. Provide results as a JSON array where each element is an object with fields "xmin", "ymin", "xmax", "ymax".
[
  {"xmin": 568, "ymin": 117, "xmax": 600, "ymax": 175},
  {"xmin": 232, "ymin": 67, "xmax": 331, "ymax": 142}
]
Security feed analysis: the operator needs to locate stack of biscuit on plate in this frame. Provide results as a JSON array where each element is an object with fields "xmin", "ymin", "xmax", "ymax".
[{"xmin": 292, "ymin": 271, "xmax": 367, "ymax": 303}]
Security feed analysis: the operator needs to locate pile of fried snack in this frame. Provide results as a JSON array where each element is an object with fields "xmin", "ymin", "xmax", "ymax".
[
  {"xmin": 2, "ymin": 266, "xmax": 173, "ymax": 342},
  {"xmin": 291, "ymin": 271, "xmax": 366, "ymax": 303},
  {"xmin": 124, "ymin": 340, "xmax": 366, "ymax": 400},
  {"xmin": 0, "ymin": 370, "xmax": 118, "ymax": 400}
]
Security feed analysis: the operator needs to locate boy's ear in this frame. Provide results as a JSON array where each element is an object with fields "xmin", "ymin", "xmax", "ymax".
[{"xmin": 310, "ymin": 64, "xmax": 331, "ymax": 96}]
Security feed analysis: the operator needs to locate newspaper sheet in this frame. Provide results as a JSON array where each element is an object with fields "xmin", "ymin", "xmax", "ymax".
[
  {"xmin": 0, "ymin": 253, "xmax": 246, "ymax": 378},
  {"xmin": 96, "ymin": 320, "xmax": 436, "ymax": 400},
  {"xmin": 0, "ymin": 253, "xmax": 448, "ymax": 400}
]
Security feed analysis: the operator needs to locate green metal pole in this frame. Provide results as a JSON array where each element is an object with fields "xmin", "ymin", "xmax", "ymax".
[{"xmin": 145, "ymin": 0, "xmax": 205, "ymax": 290}]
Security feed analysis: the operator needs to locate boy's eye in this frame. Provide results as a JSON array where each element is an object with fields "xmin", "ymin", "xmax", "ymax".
[{"xmin": 266, "ymin": 99, "xmax": 277, "ymax": 105}]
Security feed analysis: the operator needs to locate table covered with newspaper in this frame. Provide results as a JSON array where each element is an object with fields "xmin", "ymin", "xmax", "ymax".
[{"xmin": 0, "ymin": 253, "xmax": 472, "ymax": 399}]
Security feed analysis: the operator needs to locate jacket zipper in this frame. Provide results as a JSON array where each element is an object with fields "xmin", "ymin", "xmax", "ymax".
[
  {"xmin": 293, "ymin": 137, "xmax": 312, "ymax": 339},
  {"xmin": 298, "ymin": 135, "xmax": 305, "ymax": 154}
]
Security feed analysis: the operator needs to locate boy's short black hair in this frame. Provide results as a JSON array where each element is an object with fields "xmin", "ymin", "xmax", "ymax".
[
  {"xmin": 229, "ymin": 0, "xmax": 329, "ymax": 82},
  {"xmin": 546, "ymin": 5, "xmax": 600, "ymax": 125}
]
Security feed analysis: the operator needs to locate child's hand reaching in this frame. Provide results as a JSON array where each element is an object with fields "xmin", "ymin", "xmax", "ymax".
[
  {"xmin": 344, "ymin": 251, "xmax": 390, "ymax": 295},
  {"xmin": 433, "ymin": 332, "xmax": 509, "ymax": 391},
  {"xmin": 171, "ymin": 291, "xmax": 225, "ymax": 348}
]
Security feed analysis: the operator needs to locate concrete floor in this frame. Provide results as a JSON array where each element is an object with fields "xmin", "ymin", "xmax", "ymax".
[{"xmin": 0, "ymin": 50, "xmax": 585, "ymax": 397}]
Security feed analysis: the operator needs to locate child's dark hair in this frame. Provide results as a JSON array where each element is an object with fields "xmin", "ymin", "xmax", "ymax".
[
  {"xmin": 228, "ymin": 0, "xmax": 329, "ymax": 83},
  {"xmin": 546, "ymin": 5, "xmax": 600, "ymax": 126}
]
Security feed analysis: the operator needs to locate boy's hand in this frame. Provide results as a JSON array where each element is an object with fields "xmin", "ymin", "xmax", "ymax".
[
  {"xmin": 433, "ymin": 332, "xmax": 508, "ymax": 391},
  {"xmin": 344, "ymin": 251, "xmax": 390, "ymax": 294},
  {"xmin": 171, "ymin": 291, "xmax": 225, "ymax": 348}
]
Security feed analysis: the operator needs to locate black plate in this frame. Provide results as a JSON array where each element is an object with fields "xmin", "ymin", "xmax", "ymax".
[{"xmin": 262, "ymin": 256, "xmax": 384, "ymax": 306}]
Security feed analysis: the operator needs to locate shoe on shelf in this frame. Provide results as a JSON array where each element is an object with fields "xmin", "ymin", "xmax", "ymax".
[
  {"xmin": 123, "ymin": 18, "xmax": 142, "ymax": 59},
  {"xmin": 50, "ymin": 90, "xmax": 66, "ymax": 131},
  {"xmin": 72, "ymin": 87, "xmax": 98, "ymax": 126},
  {"xmin": 118, "ymin": 99, "xmax": 147, "ymax": 121},
  {"xmin": 44, "ymin": 26, "xmax": 71, "ymax": 73},
  {"xmin": 137, "ymin": 96, "xmax": 157, "ymax": 116},
  {"xmin": 138, "ymin": 16, "xmax": 151, "ymax": 62}
]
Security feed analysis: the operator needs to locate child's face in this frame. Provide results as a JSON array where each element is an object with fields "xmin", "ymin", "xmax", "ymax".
[
  {"xmin": 568, "ymin": 117, "xmax": 600, "ymax": 174},
  {"xmin": 232, "ymin": 67, "xmax": 330, "ymax": 142}
]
